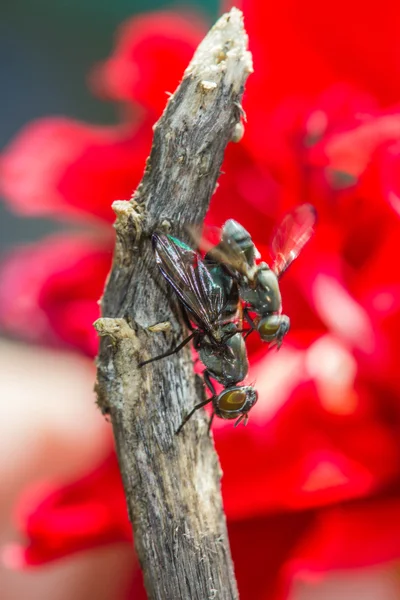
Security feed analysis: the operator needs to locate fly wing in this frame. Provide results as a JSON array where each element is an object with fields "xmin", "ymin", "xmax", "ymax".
[
  {"xmin": 152, "ymin": 233, "xmax": 225, "ymax": 330},
  {"xmin": 271, "ymin": 204, "xmax": 316, "ymax": 278},
  {"xmin": 194, "ymin": 221, "xmax": 257, "ymax": 279},
  {"xmin": 206, "ymin": 239, "xmax": 251, "ymax": 277}
]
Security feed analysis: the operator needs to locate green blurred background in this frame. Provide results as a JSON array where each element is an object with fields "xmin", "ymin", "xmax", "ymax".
[{"xmin": 0, "ymin": 0, "xmax": 218, "ymax": 248}]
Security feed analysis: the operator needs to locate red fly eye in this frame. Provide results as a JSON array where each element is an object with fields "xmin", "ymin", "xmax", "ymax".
[{"xmin": 218, "ymin": 389, "xmax": 247, "ymax": 412}]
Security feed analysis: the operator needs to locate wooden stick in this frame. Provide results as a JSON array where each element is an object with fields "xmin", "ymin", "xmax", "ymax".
[{"xmin": 94, "ymin": 8, "xmax": 252, "ymax": 599}]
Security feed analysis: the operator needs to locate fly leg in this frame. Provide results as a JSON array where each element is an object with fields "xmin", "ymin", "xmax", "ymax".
[
  {"xmin": 139, "ymin": 331, "xmax": 198, "ymax": 367},
  {"xmin": 234, "ymin": 413, "xmax": 249, "ymax": 427},
  {"xmin": 243, "ymin": 307, "xmax": 256, "ymax": 340},
  {"xmin": 176, "ymin": 398, "xmax": 212, "ymax": 434},
  {"xmin": 221, "ymin": 328, "xmax": 251, "ymax": 344},
  {"xmin": 179, "ymin": 306, "xmax": 204, "ymax": 367},
  {"xmin": 207, "ymin": 412, "xmax": 215, "ymax": 434},
  {"xmin": 203, "ymin": 369, "xmax": 217, "ymax": 395},
  {"xmin": 203, "ymin": 370, "xmax": 217, "ymax": 433},
  {"xmin": 179, "ymin": 304, "xmax": 195, "ymax": 331},
  {"xmin": 176, "ymin": 369, "xmax": 216, "ymax": 434}
]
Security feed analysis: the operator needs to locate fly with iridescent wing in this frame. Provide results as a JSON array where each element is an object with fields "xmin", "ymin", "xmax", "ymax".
[
  {"xmin": 204, "ymin": 204, "xmax": 316, "ymax": 349},
  {"xmin": 140, "ymin": 205, "xmax": 315, "ymax": 432},
  {"xmin": 139, "ymin": 233, "xmax": 258, "ymax": 432}
]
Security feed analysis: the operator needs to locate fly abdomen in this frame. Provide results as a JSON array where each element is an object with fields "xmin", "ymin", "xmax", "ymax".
[
  {"xmin": 240, "ymin": 264, "xmax": 282, "ymax": 314},
  {"xmin": 204, "ymin": 260, "xmax": 239, "ymax": 323},
  {"xmin": 199, "ymin": 332, "xmax": 248, "ymax": 388}
]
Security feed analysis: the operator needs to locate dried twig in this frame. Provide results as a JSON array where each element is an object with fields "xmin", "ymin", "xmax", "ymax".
[{"xmin": 94, "ymin": 8, "xmax": 252, "ymax": 599}]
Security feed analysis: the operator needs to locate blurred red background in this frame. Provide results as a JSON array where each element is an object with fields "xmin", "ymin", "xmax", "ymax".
[{"xmin": 1, "ymin": 0, "xmax": 400, "ymax": 598}]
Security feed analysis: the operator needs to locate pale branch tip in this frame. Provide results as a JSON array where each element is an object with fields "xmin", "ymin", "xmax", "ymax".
[{"xmin": 94, "ymin": 8, "xmax": 253, "ymax": 600}]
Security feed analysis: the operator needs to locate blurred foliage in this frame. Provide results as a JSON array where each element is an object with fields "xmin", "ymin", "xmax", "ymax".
[{"xmin": 0, "ymin": 0, "xmax": 217, "ymax": 247}]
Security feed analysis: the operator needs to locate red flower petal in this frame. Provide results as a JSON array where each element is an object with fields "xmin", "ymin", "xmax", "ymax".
[
  {"xmin": 207, "ymin": 142, "xmax": 280, "ymax": 238},
  {"xmin": 1, "ymin": 118, "xmax": 151, "ymax": 223},
  {"xmin": 217, "ymin": 362, "xmax": 400, "ymax": 519},
  {"xmin": 91, "ymin": 11, "xmax": 205, "ymax": 114},
  {"xmin": 229, "ymin": 513, "xmax": 315, "ymax": 600},
  {"xmin": 0, "ymin": 234, "xmax": 112, "ymax": 356},
  {"xmin": 325, "ymin": 117, "xmax": 400, "ymax": 175},
  {"xmin": 287, "ymin": 484, "xmax": 400, "ymax": 576},
  {"xmin": 379, "ymin": 140, "xmax": 400, "ymax": 217},
  {"xmin": 126, "ymin": 568, "xmax": 147, "ymax": 600},
  {"xmin": 6, "ymin": 451, "xmax": 311, "ymax": 600},
  {"xmin": 9, "ymin": 449, "xmax": 400, "ymax": 600},
  {"xmin": 236, "ymin": 0, "xmax": 400, "ymax": 107},
  {"xmin": 5, "ymin": 454, "xmax": 130, "ymax": 566},
  {"xmin": 3, "ymin": 4, "xmax": 400, "ymax": 594}
]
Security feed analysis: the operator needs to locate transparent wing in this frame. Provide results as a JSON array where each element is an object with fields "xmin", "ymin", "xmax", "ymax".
[
  {"xmin": 192, "ymin": 220, "xmax": 257, "ymax": 278},
  {"xmin": 271, "ymin": 204, "xmax": 316, "ymax": 277},
  {"xmin": 153, "ymin": 233, "xmax": 225, "ymax": 330},
  {"xmin": 188, "ymin": 223, "xmax": 221, "ymax": 252}
]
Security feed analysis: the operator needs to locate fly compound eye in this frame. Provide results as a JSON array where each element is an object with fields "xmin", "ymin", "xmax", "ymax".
[
  {"xmin": 214, "ymin": 386, "xmax": 258, "ymax": 421},
  {"xmin": 219, "ymin": 389, "xmax": 247, "ymax": 413},
  {"xmin": 215, "ymin": 388, "xmax": 248, "ymax": 420},
  {"xmin": 257, "ymin": 315, "xmax": 281, "ymax": 340}
]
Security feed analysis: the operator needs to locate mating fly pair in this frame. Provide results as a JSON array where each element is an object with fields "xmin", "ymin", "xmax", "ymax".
[{"xmin": 139, "ymin": 204, "xmax": 316, "ymax": 432}]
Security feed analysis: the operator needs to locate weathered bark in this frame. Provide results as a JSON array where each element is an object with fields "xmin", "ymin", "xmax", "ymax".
[{"xmin": 94, "ymin": 8, "xmax": 252, "ymax": 600}]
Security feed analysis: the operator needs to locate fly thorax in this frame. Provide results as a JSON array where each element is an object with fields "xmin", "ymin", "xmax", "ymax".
[
  {"xmin": 199, "ymin": 343, "xmax": 223, "ymax": 382},
  {"xmin": 222, "ymin": 321, "xmax": 237, "ymax": 335},
  {"xmin": 253, "ymin": 266, "xmax": 281, "ymax": 313},
  {"xmin": 210, "ymin": 328, "xmax": 223, "ymax": 343},
  {"xmin": 202, "ymin": 331, "xmax": 248, "ymax": 387},
  {"xmin": 239, "ymin": 282, "xmax": 260, "ymax": 308},
  {"xmin": 208, "ymin": 263, "xmax": 233, "ymax": 299},
  {"xmin": 225, "ymin": 331, "xmax": 245, "ymax": 356},
  {"xmin": 221, "ymin": 220, "xmax": 256, "ymax": 266},
  {"xmin": 224, "ymin": 333, "xmax": 249, "ymax": 382}
]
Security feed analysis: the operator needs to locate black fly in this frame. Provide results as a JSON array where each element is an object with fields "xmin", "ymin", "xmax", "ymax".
[
  {"xmin": 139, "ymin": 233, "xmax": 258, "ymax": 432},
  {"xmin": 204, "ymin": 204, "xmax": 316, "ymax": 349}
]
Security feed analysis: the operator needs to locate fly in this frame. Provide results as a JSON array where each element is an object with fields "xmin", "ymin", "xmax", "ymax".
[
  {"xmin": 139, "ymin": 233, "xmax": 258, "ymax": 432},
  {"xmin": 204, "ymin": 204, "xmax": 316, "ymax": 348}
]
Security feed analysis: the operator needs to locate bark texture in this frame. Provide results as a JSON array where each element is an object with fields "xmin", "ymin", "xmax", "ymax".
[{"xmin": 94, "ymin": 8, "xmax": 253, "ymax": 600}]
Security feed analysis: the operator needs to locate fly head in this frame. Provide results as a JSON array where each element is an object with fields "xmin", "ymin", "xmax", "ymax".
[{"xmin": 213, "ymin": 385, "xmax": 258, "ymax": 420}]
